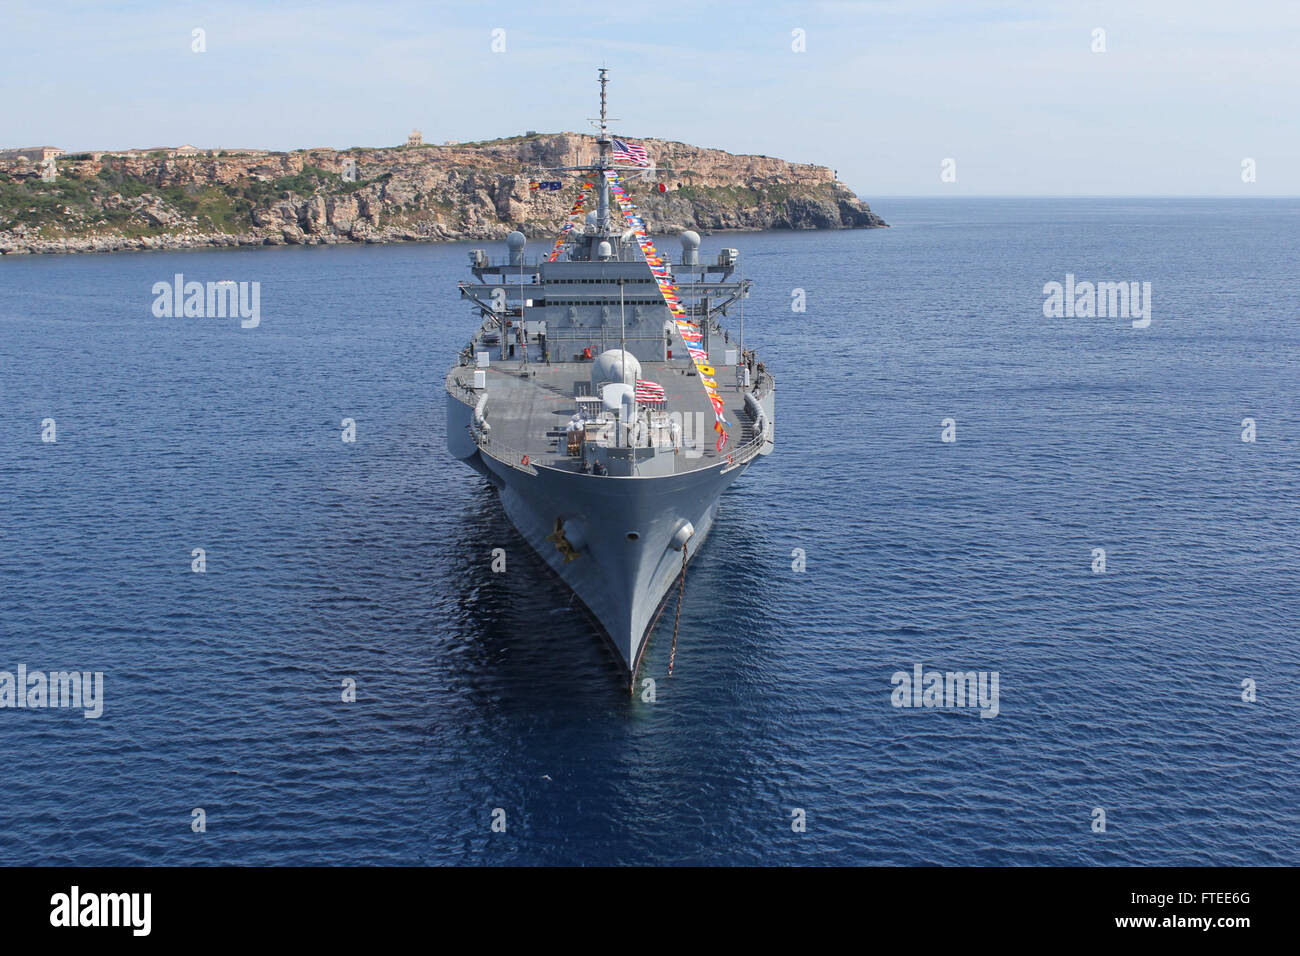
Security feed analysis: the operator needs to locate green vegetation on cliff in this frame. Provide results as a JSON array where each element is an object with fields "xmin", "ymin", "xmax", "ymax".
[{"xmin": 0, "ymin": 164, "xmax": 396, "ymax": 238}]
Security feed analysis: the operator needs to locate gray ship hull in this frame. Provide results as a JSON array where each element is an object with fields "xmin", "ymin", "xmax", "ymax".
[{"xmin": 448, "ymin": 392, "xmax": 752, "ymax": 681}]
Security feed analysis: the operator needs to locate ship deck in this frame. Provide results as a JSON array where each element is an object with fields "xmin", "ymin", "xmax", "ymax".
[{"xmin": 448, "ymin": 331, "xmax": 758, "ymax": 475}]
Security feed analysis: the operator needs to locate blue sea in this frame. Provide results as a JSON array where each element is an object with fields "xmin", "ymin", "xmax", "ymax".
[{"xmin": 1, "ymin": 198, "xmax": 1297, "ymax": 866}]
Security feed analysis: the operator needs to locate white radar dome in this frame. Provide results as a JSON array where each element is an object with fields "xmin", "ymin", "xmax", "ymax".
[
  {"xmin": 591, "ymin": 349, "xmax": 641, "ymax": 388},
  {"xmin": 506, "ymin": 231, "xmax": 526, "ymax": 264},
  {"xmin": 679, "ymin": 230, "xmax": 701, "ymax": 265}
]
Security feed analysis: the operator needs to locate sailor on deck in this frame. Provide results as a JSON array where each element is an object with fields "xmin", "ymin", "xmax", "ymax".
[{"xmin": 563, "ymin": 414, "xmax": 585, "ymax": 456}]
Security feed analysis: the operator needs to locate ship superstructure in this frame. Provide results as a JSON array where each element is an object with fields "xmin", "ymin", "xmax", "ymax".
[{"xmin": 445, "ymin": 69, "xmax": 774, "ymax": 683}]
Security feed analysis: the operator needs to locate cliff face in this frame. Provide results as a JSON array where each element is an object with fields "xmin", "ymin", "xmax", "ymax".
[{"xmin": 0, "ymin": 132, "xmax": 885, "ymax": 255}]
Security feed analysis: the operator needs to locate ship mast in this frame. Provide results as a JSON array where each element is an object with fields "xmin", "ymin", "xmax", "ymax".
[{"xmin": 595, "ymin": 67, "xmax": 612, "ymax": 234}]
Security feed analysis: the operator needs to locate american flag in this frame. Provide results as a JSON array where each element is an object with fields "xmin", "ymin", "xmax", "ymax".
[
  {"xmin": 634, "ymin": 379, "xmax": 665, "ymax": 403},
  {"xmin": 611, "ymin": 138, "xmax": 649, "ymax": 166}
]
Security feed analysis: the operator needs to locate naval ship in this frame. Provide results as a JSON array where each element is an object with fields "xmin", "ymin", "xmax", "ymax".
[{"xmin": 445, "ymin": 70, "xmax": 775, "ymax": 685}]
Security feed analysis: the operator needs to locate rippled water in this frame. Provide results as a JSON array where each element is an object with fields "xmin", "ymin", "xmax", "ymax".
[{"xmin": 1, "ymin": 198, "xmax": 1297, "ymax": 865}]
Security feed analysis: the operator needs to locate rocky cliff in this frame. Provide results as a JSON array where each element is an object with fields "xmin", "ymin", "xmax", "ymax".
[{"xmin": 0, "ymin": 132, "xmax": 885, "ymax": 255}]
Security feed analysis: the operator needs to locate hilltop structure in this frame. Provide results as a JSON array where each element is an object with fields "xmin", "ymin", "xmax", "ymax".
[{"xmin": 0, "ymin": 146, "xmax": 64, "ymax": 162}]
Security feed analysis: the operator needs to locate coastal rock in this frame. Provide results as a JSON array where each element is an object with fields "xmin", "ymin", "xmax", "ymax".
[
  {"xmin": 302, "ymin": 196, "xmax": 328, "ymax": 234},
  {"xmin": 326, "ymin": 195, "xmax": 359, "ymax": 231},
  {"xmin": 0, "ymin": 133, "xmax": 887, "ymax": 255}
]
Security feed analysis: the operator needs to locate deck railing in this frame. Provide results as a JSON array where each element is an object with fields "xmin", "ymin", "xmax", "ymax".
[
  {"xmin": 722, "ymin": 428, "xmax": 768, "ymax": 472},
  {"xmin": 469, "ymin": 421, "xmax": 540, "ymax": 476},
  {"xmin": 448, "ymin": 373, "xmax": 478, "ymax": 404}
]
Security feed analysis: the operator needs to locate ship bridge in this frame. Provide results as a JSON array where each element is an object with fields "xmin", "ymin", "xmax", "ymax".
[{"xmin": 460, "ymin": 229, "xmax": 747, "ymax": 368}]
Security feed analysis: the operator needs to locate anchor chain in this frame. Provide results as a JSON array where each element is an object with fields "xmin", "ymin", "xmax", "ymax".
[{"xmin": 668, "ymin": 541, "xmax": 688, "ymax": 676}]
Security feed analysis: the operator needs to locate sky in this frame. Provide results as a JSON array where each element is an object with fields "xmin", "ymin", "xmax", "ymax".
[{"xmin": 1, "ymin": 0, "xmax": 1297, "ymax": 196}]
